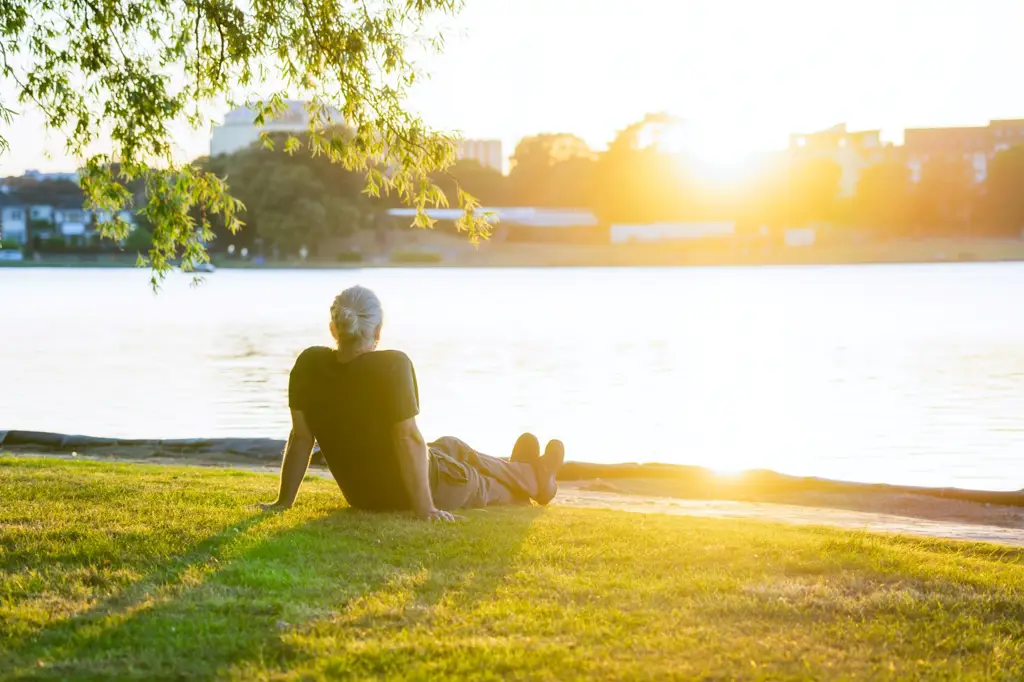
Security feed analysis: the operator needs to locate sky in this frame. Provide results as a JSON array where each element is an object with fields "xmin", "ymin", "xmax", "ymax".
[{"xmin": 2, "ymin": 0, "xmax": 1024, "ymax": 174}]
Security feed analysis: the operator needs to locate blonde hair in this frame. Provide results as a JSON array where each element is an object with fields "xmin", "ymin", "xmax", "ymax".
[{"xmin": 330, "ymin": 285, "xmax": 383, "ymax": 350}]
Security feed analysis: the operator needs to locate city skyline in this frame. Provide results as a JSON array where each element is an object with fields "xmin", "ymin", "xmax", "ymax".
[{"xmin": 2, "ymin": 0, "xmax": 1024, "ymax": 174}]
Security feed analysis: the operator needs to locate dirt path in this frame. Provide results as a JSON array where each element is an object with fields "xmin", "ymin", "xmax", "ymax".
[
  {"xmin": 10, "ymin": 451, "xmax": 1024, "ymax": 547},
  {"xmin": 554, "ymin": 485, "xmax": 1024, "ymax": 546}
]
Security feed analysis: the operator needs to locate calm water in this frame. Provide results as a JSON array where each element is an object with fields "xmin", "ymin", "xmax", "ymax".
[{"xmin": 2, "ymin": 265, "xmax": 1023, "ymax": 490}]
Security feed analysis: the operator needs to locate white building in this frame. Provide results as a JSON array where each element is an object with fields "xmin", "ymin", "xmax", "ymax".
[
  {"xmin": 783, "ymin": 227, "xmax": 817, "ymax": 247},
  {"xmin": 457, "ymin": 139, "xmax": 504, "ymax": 173},
  {"xmin": 55, "ymin": 208, "xmax": 91, "ymax": 237},
  {"xmin": 386, "ymin": 206, "xmax": 597, "ymax": 227},
  {"xmin": 212, "ymin": 101, "xmax": 506, "ymax": 173},
  {"xmin": 210, "ymin": 101, "xmax": 342, "ymax": 157},
  {"xmin": 0, "ymin": 205, "xmax": 27, "ymax": 243},
  {"xmin": 22, "ymin": 169, "xmax": 80, "ymax": 183},
  {"xmin": 610, "ymin": 222, "xmax": 735, "ymax": 244},
  {"xmin": 0, "ymin": 201, "xmax": 134, "ymax": 245},
  {"xmin": 29, "ymin": 205, "xmax": 55, "ymax": 224}
]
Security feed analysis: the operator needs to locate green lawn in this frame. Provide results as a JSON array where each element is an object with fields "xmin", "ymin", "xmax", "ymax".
[{"xmin": 2, "ymin": 458, "xmax": 1023, "ymax": 680}]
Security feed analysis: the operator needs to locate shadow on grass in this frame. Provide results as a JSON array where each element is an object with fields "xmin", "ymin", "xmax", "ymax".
[
  {"xmin": 3, "ymin": 506, "xmax": 542, "ymax": 680},
  {"xmin": 0, "ymin": 511, "xmax": 271, "ymax": 671},
  {"xmin": 0, "ymin": 509, "xmax": 271, "ymax": 638}
]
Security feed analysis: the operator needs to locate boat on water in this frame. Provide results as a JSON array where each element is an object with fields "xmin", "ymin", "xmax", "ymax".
[{"xmin": 190, "ymin": 263, "xmax": 217, "ymax": 273}]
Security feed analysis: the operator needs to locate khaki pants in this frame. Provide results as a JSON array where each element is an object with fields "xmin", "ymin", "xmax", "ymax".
[{"xmin": 428, "ymin": 436, "xmax": 541, "ymax": 511}]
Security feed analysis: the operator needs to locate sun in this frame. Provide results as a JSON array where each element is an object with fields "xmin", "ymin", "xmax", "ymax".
[{"xmin": 654, "ymin": 120, "xmax": 758, "ymax": 180}]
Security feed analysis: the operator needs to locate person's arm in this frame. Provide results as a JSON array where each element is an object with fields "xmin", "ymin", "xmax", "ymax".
[
  {"xmin": 391, "ymin": 416, "xmax": 456, "ymax": 522},
  {"xmin": 261, "ymin": 409, "xmax": 315, "ymax": 511}
]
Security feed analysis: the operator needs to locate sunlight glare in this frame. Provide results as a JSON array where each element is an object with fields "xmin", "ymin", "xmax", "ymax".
[
  {"xmin": 708, "ymin": 465, "xmax": 747, "ymax": 478},
  {"xmin": 658, "ymin": 120, "xmax": 761, "ymax": 180}
]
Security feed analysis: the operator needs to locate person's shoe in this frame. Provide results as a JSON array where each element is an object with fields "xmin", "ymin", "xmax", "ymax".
[
  {"xmin": 510, "ymin": 432, "xmax": 541, "ymax": 463},
  {"xmin": 532, "ymin": 439, "xmax": 565, "ymax": 506}
]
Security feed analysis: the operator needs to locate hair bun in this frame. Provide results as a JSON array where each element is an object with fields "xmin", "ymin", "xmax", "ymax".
[
  {"xmin": 339, "ymin": 307, "xmax": 360, "ymax": 337},
  {"xmin": 330, "ymin": 285, "xmax": 383, "ymax": 350}
]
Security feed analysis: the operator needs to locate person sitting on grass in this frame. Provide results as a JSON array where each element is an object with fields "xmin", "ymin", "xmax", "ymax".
[{"xmin": 260, "ymin": 285, "xmax": 565, "ymax": 521}]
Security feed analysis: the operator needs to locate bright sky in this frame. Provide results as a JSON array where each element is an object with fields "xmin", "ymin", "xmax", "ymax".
[{"xmin": 2, "ymin": 0, "xmax": 1023, "ymax": 174}]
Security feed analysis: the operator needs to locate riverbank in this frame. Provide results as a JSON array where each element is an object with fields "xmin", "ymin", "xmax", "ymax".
[
  {"xmin": 14, "ymin": 450, "xmax": 1024, "ymax": 547},
  {"xmin": 3, "ymin": 235, "xmax": 1024, "ymax": 269},
  {"xmin": 5, "ymin": 430, "xmax": 1024, "ymax": 546},
  {"xmin": 3, "ymin": 457, "xmax": 1024, "ymax": 679}
]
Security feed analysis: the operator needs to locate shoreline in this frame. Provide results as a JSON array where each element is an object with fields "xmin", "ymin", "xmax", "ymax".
[
  {"xmin": 8, "ymin": 449, "xmax": 1024, "ymax": 547},
  {"xmin": 4, "ymin": 255, "xmax": 1024, "ymax": 270},
  {"xmin": 4, "ymin": 430, "xmax": 1022, "ymax": 503},
  {"xmin": 4, "ymin": 236, "xmax": 1024, "ymax": 269},
  {"xmin": 5, "ymin": 430, "xmax": 1024, "ymax": 547}
]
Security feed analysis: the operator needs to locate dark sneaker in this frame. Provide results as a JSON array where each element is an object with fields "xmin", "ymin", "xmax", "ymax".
[
  {"xmin": 532, "ymin": 439, "xmax": 565, "ymax": 506},
  {"xmin": 510, "ymin": 432, "xmax": 541, "ymax": 463}
]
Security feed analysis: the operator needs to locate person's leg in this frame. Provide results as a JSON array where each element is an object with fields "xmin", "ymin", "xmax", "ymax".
[
  {"xmin": 430, "ymin": 436, "xmax": 563, "ymax": 505},
  {"xmin": 428, "ymin": 447, "xmax": 518, "ymax": 510}
]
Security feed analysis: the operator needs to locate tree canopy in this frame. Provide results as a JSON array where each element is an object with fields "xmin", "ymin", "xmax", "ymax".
[
  {"xmin": 0, "ymin": 0, "xmax": 486, "ymax": 283},
  {"xmin": 202, "ymin": 129, "xmax": 372, "ymax": 255},
  {"xmin": 508, "ymin": 133, "xmax": 595, "ymax": 207}
]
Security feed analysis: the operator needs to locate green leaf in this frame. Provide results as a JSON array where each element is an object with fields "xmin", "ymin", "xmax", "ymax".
[{"xmin": 0, "ymin": 0, "xmax": 494, "ymax": 286}]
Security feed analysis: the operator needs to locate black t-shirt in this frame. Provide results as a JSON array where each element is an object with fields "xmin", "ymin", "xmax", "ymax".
[{"xmin": 288, "ymin": 346, "xmax": 420, "ymax": 511}]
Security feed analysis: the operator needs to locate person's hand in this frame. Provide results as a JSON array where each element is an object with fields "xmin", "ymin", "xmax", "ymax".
[
  {"xmin": 418, "ymin": 507, "xmax": 461, "ymax": 522},
  {"xmin": 258, "ymin": 501, "xmax": 291, "ymax": 512}
]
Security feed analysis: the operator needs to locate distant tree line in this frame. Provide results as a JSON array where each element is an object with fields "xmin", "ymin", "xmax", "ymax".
[
  {"xmin": 8, "ymin": 114, "xmax": 1024, "ymax": 258},
  {"xmin": 439, "ymin": 113, "xmax": 1024, "ymax": 241},
  {"xmin": 199, "ymin": 130, "xmax": 375, "ymax": 257},
  {"xmin": 456, "ymin": 114, "xmax": 1024, "ymax": 239}
]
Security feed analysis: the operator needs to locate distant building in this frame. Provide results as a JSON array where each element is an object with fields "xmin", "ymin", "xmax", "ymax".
[
  {"xmin": 0, "ymin": 169, "xmax": 141, "ymax": 246},
  {"xmin": 457, "ymin": 139, "xmax": 504, "ymax": 173},
  {"xmin": 0, "ymin": 200, "xmax": 27, "ymax": 244},
  {"xmin": 386, "ymin": 206, "xmax": 597, "ymax": 227},
  {"xmin": 386, "ymin": 206, "xmax": 603, "ymax": 243},
  {"xmin": 29, "ymin": 205, "xmax": 55, "ymax": 224},
  {"xmin": 20, "ymin": 169, "xmax": 80, "ymax": 183},
  {"xmin": 0, "ymin": 199, "xmax": 134, "ymax": 246},
  {"xmin": 609, "ymin": 222, "xmax": 735, "ymax": 244},
  {"xmin": 55, "ymin": 205, "xmax": 91, "ymax": 237},
  {"xmin": 783, "ymin": 227, "xmax": 816, "ymax": 247},
  {"xmin": 788, "ymin": 124, "xmax": 885, "ymax": 197},
  {"xmin": 210, "ymin": 102, "xmax": 503, "ymax": 172},
  {"xmin": 989, "ymin": 118, "xmax": 1024, "ymax": 148},
  {"xmin": 210, "ymin": 100, "xmax": 342, "ymax": 157},
  {"xmin": 902, "ymin": 119, "xmax": 1024, "ymax": 183}
]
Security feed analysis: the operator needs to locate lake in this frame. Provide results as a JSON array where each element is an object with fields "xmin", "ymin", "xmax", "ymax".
[{"xmin": 2, "ymin": 264, "xmax": 1023, "ymax": 490}]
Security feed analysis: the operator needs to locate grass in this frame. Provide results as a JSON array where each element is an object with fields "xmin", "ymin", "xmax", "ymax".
[{"xmin": 2, "ymin": 457, "xmax": 1024, "ymax": 680}]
